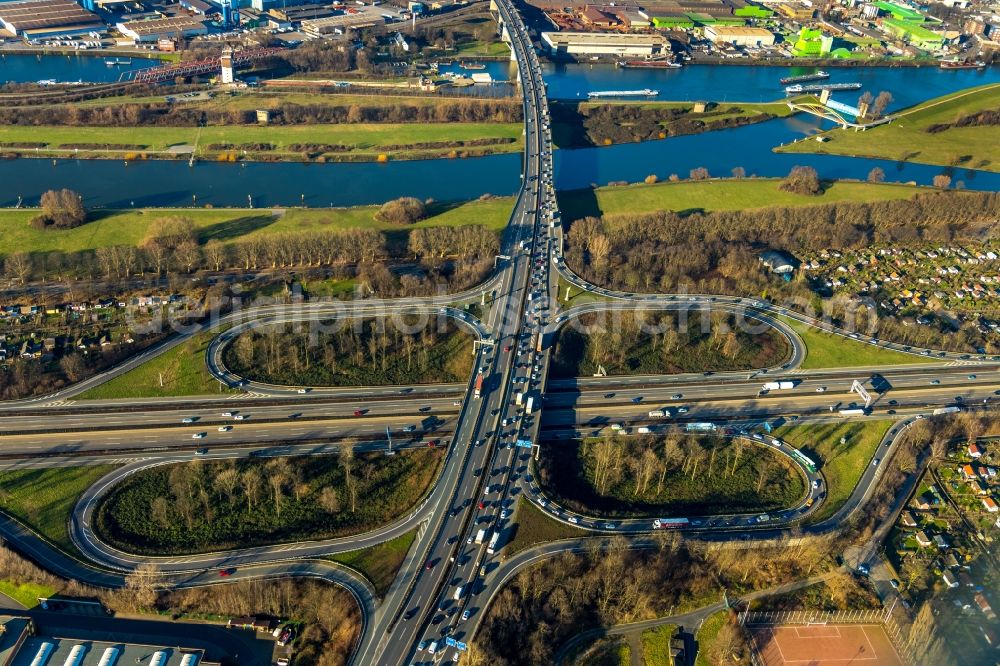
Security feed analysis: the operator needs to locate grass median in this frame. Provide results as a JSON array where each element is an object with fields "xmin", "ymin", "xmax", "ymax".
[
  {"xmin": 641, "ymin": 624, "xmax": 678, "ymax": 665},
  {"xmin": 772, "ymin": 420, "xmax": 891, "ymax": 523},
  {"xmin": 77, "ymin": 330, "xmax": 230, "ymax": 400},
  {"xmin": 0, "ymin": 465, "xmax": 116, "ymax": 553},
  {"xmin": 326, "ymin": 529, "xmax": 416, "ymax": 597},
  {"xmin": 776, "ymin": 316, "xmax": 933, "ymax": 370},
  {"xmin": 505, "ymin": 496, "xmax": 589, "ymax": 556}
]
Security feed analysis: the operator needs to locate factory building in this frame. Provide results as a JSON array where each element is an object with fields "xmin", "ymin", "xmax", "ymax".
[
  {"xmin": 703, "ymin": 25, "xmax": 775, "ymax": 46},
  {"xmin": 0, "ymin": 0, "xmax": 103, "ymax": 39},
  {"xmin": 300, "ymin": 11, "xmax": 384, "ymax": 35},
  {"xmin": 0, "ymin": 615, "xmax": 217, "ymax": 666},
  {"xmin": 541, "ymin": 31, "xmax": 668, "ymax": 57},
  {"xmin": 116, "ymin": 16, "xmax": 208, "ymax": 41}
]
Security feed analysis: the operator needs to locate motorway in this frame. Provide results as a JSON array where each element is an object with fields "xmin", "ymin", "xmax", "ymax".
[{"xmin": 0, "ymin": 2, "xmax": 993, "ymax": 664}]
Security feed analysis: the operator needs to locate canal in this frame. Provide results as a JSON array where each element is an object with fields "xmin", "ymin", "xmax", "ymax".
[
  {"xmin": 1, "ymin": 56, "xmax": 998, "ymax": 207},
  {"xmin": 0, "ymin": 53, "xmax": 160, "ymax": 84}
]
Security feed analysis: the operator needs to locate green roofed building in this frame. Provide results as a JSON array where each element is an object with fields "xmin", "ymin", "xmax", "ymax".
[
  {"xmin": 791, "ymin": 27, "xmax": 833, "ymax": 56},
  {"xmin": 652, "ymin": 15, "xmax": 695, "ymax": 28},
  {"xmin": 734, "ymin": 4, "xmax": 773, "ymax": 18},
  {"xmin": 881, "ymin": 17, "xmax": 945, "ymax": 49},
  {"xmin": 873, "ymin": 1, "xmax": 927, "ymax": 22}
]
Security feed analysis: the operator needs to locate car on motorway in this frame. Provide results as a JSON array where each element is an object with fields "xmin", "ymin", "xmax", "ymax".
[
  {"xmin": 461, "ymin": 610, "xmax": 471, "ymax": 621},
  {"xmin": 816, "ymin": 386, "xmax": 826, "ymax": 392},
  {"xmin": 425, "ymin": 560, "xmax": 435, "ymax": 570},
  {"xmin": 930, "ymin": 379, "xmax": 940, "ymax": 385},
  {"xmin": 182, "ymin": 417, "xmax": 195, "ymax": 423},
  {"xmin": 353, "ymin": 409, "xmax": 364, "ymax": 416},
  {"xmin": 195, "ymin": 448, "xmax": 208, "ymax": 456},
  {"xmin": 219, "ymin": 568, "xmax": 235, "ymax": 577},
  {"xmin": 813, "ymin": 479, "xmax": 821, "ymax": 489},
  {"xmin": 192, "ymin": 433, "xmax": 206, "ymax": 439},
  {"xmin": 890, "ymin": 579, "xmax": 900, "ymax": 589},
  {"xmin": 222, "ymin": 411, "xmax": 233, "ymax": 417},
  {"xmin": 233, "ymin": 414, "xmax": 246, "ymax": 420},
  {"xmin": 403, "ymin": 425, "xmax": 416, "ymax": 432},
  {"xmin": 297, "ymin": 388, "xmax": 307, "ymax": 394},
  {"xmin": 218, "ymin": 425, "xmax": 232, "ymax": 432},
  {"xmin": 872, "ymin": 458, "xmax": 881, "ymax": 466},
  {"xmin": 568, "ymin": 516, "xmax": 579, "ymax": 524},
  {"xmin": 671, "ymin": 394, "xmax": 682, "ymax": 400},
  {"xmin": 478, "ymin": 500, "xmax": 486, "ymax": 510},
  {"xmin": 418, "ymin": 640, "xmax": 427, "ymax": 650}
]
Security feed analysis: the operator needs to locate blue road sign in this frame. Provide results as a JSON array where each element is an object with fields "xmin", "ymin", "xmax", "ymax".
[{"xmin": 516, "ymin": 439, "xmax": 533, "ymax": 449}]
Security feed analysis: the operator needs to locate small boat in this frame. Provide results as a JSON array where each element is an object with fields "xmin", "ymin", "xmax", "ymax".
[
  {"xmin": 36, "ymin": 79, "xmax": 56, "ymax": 86},
  {"xmin": 617, "ymin": 59, "xmax": 682, "ymax": 69},
  {"xmin": 104, "ymin": 58, "xmax": 133, "ymax": 66},
  {"xmin": 779, "ymin": 70, "xmax": 829, "ymax": 85},
  {"xmin": 939, "ymin": 60, "xmax": 985, "ymax": 69},
  {"xmin": 587, "ymin": 88, "xmax": 659, "ymax": 98},
  {"xmin": 460, "ymin": 62, "xmax": 486, "ymax": 70}
]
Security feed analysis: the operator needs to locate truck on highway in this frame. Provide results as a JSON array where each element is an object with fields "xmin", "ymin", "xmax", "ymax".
[
  {"xmin": 515, "ymin": 391, "xmax": 524, "ymax": 406},
  {"xmin": 453, "ymin": 585, "xmax": 464, "ymax": 601},
  {"xmin": 839, "ymin": 408, "xmax": 867, "ymax": 416},
  {"xmin": 933, "ymin": 406, "xmax": 961, "ymax": 415},
  {"xmin": 653, "ymin": 518, "xmax": 690, "ymax": 530},
  {"xmin": 637, "ymin": 426, "xmax": 652, "ymax": 434},
  {"xmin": 486, "ymin": 531, "xmax": 501, "ymax": 555},
  {"xmin": 648, "ymin": 409, "xmax": 667, "ymax": 418},
  {"xmin": 475, "ymin": 529, "xmax": 486, "ymax": 545},
  {"xmin": 474, "ymin": 375, "xmax": 484, "ymax": 399},
  {"xmin": 525, "ymin": 396, "xmax": 534, "ymax": 415},
  {"xmin": 762, "ymin": 381, "xmax": 797, "ymax": 391}
]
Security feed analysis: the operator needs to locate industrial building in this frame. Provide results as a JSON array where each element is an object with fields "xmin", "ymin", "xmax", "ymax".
[
  {"xmin": 703, "ymin": 25, "xmax": 775, "ymax": 46},
  {"xmin": 541, "ymin": 31, "xmax": 668, "ymax": 56},
  {"xmin": 300, "ymin": 11, "xmax": 384, "ymax": 35},
  {"xmin": 0, "ymin": 615, "xmax": 217, "ymax": 666},
  {"xmin": 116, "ymin": 16, "xmax": 208, "ymax": 41},
  {"xmin": 0, "ymin": 0, "xmax": 103, "ymax": 39}
]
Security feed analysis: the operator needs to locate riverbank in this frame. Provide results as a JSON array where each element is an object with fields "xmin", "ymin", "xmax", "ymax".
[
  {"xmin": 551, "ymin": 98, "xmax": 796, "ymax": 148},
  {"xmin": 0, "ymin": 121, "xmax": 524, "ymax": 163},
  {"xmin": 0, "ymin": 198, "xmax": 513, "ymax": 257},
  {"xmin": 776, "ymin": 83, "xmax": 1000, "ymax": 173},
  {"xmin": 558, "ymin": 177, "xmax": 931, "ymax": 221}
]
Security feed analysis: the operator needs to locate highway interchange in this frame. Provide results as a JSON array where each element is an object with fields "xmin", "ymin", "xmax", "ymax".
[{"xmin": 0, "ymin": 2, "xmax": 995, "ymax": 664}]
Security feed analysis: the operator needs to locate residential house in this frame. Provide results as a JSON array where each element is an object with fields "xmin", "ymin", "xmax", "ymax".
[
  {"xmin": 961, "ymin": 464, "xmax": 978, "ymax": 481},
  {"xmin": 915, "ymin": 530, "xmax": 932, "ymax": 547},
  {"xmin": 969, "ymin": 443, "xmax": 985, "ymax": 458},
  {"xmin": 982, "ymin": 497, "xmax": 998, "ymax": 513},
  {"xmin": 942, "ymin": 570, "xmax": 959, "ymax": 588},
  {"xmin": 975, "ymin": 593, "xmax": 997, "ymax": 621},
  {"xmin": 934, "ymin": 534, "xmax": 950, "ymax": 549},
  {"xmin": 900, "ymin": 510, "xmax": 919, "ymax": 528}
]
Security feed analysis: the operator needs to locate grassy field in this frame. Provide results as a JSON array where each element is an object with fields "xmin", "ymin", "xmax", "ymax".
[
  {"xmin": 772, "ymin": 420, "xmax": 891, "ymax": 523},
  {"xmin": 94, "ymin": 450, "xmax": 442, "ymax": 555},
  {"xmin": 505, "ymin": 497, "xmax": 589, "ymax": 556},
  {"xmin": 777, "ymin": 316, "xmax": 934, "ymax": 369},
  {"xmin": 77, "ymin": 330, "xmax": 231, "ymax": 400},
  {"xmin": 0, "ymin": 122, "xmax": 524, "ymax": 161},
  {"xmin": 641, "ymin": 624, "xmax": 678, "ymax": 666},
  {"xmin": 0, "ymin": 198, "xmax": 512, "ymax": 257},
  {"xmin": 558, "ymin": 178, "xmax": 926, "ymax": 222},
  {"xmin": 579, "ymin": 638, "xmax": 632, "ymax": 666},
  {"xmin": 327, "ymin": 530, "xmax": 416, "ymax": 597},
  {"xmin": 0, "ymin": 465, "xmax": 115, "ymax": 553},
  {"xmin": 0, "ymin": 580, "xmax": 57, "ymax": 609},
  {"xmin": 694, "ymin": 611, "xmax": 729, "ymax": 666},
  {"xmin": 538, "ymin": 435, "xmax": 806, "ymax": 518},
  {"xmin": 776, "ymin": 84, "xmax": 1000, "ymax": 172}
]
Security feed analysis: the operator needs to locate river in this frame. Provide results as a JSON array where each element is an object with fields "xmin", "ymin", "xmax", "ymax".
[
  {"xmin": 0, "ymin": 56, "xmax": 998, "ymax": 207},
  {"xmin": 0, "ymin": 53, "xmax": 161, "ymax": 84}
]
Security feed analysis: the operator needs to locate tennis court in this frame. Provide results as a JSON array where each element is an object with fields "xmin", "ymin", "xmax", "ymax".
[{"xmin": 750, "ymin": 623, "xmax": 906, "ymax": 665}]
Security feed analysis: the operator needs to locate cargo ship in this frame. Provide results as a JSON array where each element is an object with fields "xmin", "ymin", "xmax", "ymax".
[
  {"xmin": 616, "ymin": 59, "xmax": 682, "ymax": 69},
  {"xmin": 587, "ymin": 88, "xmax": 658, "ymax": 98},
  {"xmin": 939, "ymin": 60, "xmax": 985, "ymax": 69},
  {"xmin": 779, "ymin": 70, "xmax": 829, "ymax": 85},
  {"xmin": 785, "ymin": 82, "xmax": 862, "ymax": 94}
]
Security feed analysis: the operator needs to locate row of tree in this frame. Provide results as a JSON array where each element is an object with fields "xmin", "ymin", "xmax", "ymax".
[
  {"xmin": 0, "ymin": 99, "xmax": 522, "ymax": 128},
  {"xmin": 4, "ymin": 217, "xmax": 499, "ymax": 283}
]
